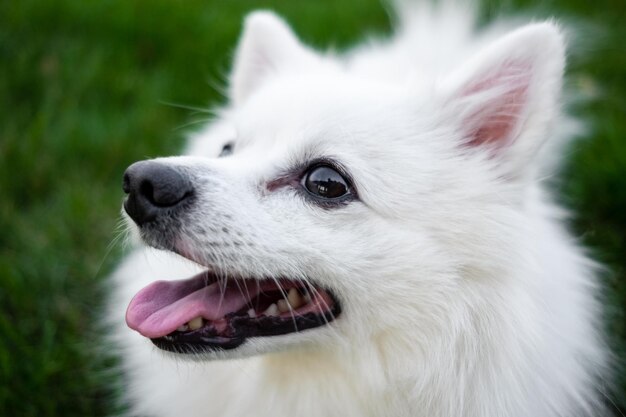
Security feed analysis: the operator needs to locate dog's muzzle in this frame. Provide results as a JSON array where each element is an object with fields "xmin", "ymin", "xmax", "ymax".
[{"xmin": 122, "ymin": 160, "xmax": 194, "ymax": 225}]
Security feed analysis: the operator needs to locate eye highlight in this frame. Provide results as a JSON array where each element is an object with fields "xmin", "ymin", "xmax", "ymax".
[{"xmin": 302, "ymin": 165, "xmax": 351, "ymax": 200}]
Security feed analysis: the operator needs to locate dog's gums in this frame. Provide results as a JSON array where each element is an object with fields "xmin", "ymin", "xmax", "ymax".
[{"xmin": 126, "ymin": 271, "xmax": 341, "ymax": 353}]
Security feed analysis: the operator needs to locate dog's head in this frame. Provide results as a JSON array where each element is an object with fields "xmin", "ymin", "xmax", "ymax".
[{"xmin": 122, "ymin": 12, "xmax": 565, "ymax": 359}]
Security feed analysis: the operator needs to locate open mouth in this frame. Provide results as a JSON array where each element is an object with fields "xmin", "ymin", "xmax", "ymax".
[{"xmin": 125, "ymin": 270, "xmax": 341, "ymax": 353}]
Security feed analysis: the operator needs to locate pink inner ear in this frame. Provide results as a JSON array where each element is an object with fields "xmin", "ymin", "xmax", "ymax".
[{"xmin": 460, "ymin": 62, "xmax": 530, "ymax": 150}]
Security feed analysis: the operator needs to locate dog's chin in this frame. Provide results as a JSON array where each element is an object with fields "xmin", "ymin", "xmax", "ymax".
[{"xmin": 125, "ymin": 232, "xmax": 342, "ymax": 358}]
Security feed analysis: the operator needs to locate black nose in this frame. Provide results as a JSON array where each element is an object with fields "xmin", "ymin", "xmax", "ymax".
[{"xmin": 122, "ymin": 160, "xmax": 193, "ymax": 225}]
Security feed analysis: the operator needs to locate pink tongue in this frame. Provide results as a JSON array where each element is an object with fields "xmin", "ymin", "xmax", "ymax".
[{"xmin": 125, "ymin": 273, "xmax": 262, "ymax": 338}]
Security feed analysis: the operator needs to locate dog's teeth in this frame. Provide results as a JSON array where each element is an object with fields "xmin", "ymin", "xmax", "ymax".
[
  {"xmin": 247, "ymin": 308, "xmax": 257, "ymax": 318},
  {"xmin": 302, "ymin": 292, "xmax": 312, "ymax": 304},
  {"xmin": 188, "ymin": 316, "xmax": 204, "ymax": 330},
  {"xmin": 264, "ymin": 303, "xmax": 279, "ymax": 317},
  {"xmin": 287, "ymin": 288, "xmax": 303, "ymax": 309},
  {"xmin": 277, "ymin": 299, "xmax": 290, "ymax": 313},
  {"xmin": 176, "ymin": 324, "xmax": 189, "ymax": 332}
]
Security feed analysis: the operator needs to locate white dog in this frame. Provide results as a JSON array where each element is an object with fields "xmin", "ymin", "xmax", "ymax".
[{"xmin": 109, "ymin": 3, "xmax": 608, "ymax": 416}]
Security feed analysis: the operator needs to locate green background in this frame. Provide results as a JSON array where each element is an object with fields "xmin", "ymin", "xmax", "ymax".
[{"xmin": 1, "ymin": 0, "xmax": 624, "ymax": 415}]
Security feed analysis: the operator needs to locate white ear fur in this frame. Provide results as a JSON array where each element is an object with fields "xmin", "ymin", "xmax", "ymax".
[
  {"xmin": 439, "ymin": 22, "xmax": 566, "ymax": 177},
  {"xmin": 230, "ymin": 11, "xmax": 319, "ymax": 105}
]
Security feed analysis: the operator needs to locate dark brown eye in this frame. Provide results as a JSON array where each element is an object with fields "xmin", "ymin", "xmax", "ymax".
[
  {"xmin": 303, "ymin": 165, "xmax": 350, "ymax": 199},
  {"xmin": 219, "ymin": 142, "xmax": 234, "ymax": 157}
]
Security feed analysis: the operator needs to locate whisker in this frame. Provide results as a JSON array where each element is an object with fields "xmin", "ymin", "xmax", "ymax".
[
  {"xmin": 95, "ymin": 217, "xmax": 133, "ymax": 279},
  {"xmin": 232, "ymin": 276, "xmax": 253, "ymax": 310},
  {"xmin": 298, "ymin": 275, "xmax": 341, "ymax": 338},
  {"xmin": 268, "ymin": 275, "xmax": 299, "ymax": 332},
  {"xmin": 172, "ymin": 117, "xmax": 213, "ymax": 133},
  {"xmin": 158, "ymin": 100, "xmax": 214, "ymax": 114}
]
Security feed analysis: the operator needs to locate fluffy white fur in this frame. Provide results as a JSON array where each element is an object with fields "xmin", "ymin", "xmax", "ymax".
[{"xmin": 109, "ymin": 3, "xmax": 608, "ymax": 416}]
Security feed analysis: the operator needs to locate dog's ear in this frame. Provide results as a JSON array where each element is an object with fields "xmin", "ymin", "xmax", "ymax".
[
  {"xmin": 230, "ymin": 11, "xmax": 319, "ymax": 105},
  {"xmin": 439, "ymin": 22, "xmax": 565, "ymax": 179}
]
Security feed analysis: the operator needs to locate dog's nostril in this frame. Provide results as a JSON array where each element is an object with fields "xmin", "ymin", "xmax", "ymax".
[
  {"xmin": 141, "ymin": 177, "xmax": 190, "ymax": 207},
  {"xmin": 122, "ymin": 173, "xmax": 131, "ymax": 194},
  {"xmin": 139, "ymin": 180, "xmax": 155, "ymax": 204}
]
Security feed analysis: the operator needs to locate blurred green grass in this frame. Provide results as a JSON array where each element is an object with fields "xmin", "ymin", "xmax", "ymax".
[{"xmin": 0, "ymin": 0, "xmax": 624, "ymax": 415}]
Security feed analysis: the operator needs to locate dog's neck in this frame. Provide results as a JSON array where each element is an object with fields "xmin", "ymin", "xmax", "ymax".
[{"xmin": 255, "ymin": 337, "xmax": 426, "ymax": 416}]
